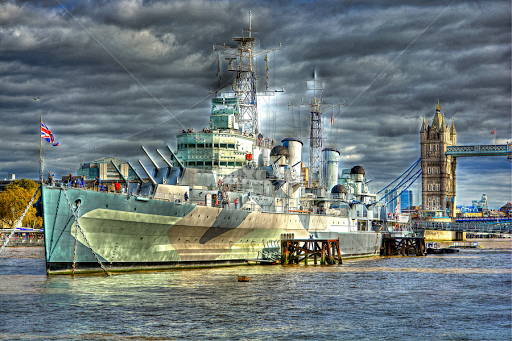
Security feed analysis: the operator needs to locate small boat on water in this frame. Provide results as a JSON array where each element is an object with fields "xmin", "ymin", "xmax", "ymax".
[
  {"xmin": 426, "ymin": 242, "xmax": 459, "ymax": 254},
  {"xmin": 450, "ymin": 241, "xmax": 483, "ymax": 249}
]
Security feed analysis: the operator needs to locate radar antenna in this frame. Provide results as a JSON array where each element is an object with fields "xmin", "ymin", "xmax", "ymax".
[
  {"xmin": 289, "ymin": 69, "xmax": 344, "ymax": 188},
  {"xmin": 213, "ymin": 12, "xmax": 281, "ymax": 135}
]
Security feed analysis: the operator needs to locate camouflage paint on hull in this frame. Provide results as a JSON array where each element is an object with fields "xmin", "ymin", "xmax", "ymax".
[{"xmin": 42, "ymin": 186, "xmax": 381, "ymax": 275}]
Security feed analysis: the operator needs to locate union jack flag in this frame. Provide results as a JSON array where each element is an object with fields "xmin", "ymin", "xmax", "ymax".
[{"xmin": 41, "ymin": 121, "xmax": 59, "ymax": 146}]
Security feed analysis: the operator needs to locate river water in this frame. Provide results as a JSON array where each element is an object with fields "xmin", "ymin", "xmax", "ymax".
[{"xmin": 0, "ymin": 239, "xmax": 510, "ymax": 340}]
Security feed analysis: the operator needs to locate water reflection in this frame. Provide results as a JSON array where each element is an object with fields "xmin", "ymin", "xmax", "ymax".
[{"xmin": 0, "ymin": 242, "xmax": 510, "ymax": 341}]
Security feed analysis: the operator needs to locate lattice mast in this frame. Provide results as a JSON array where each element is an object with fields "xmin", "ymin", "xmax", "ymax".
[
  {"xmin": 290, "ymin": 71, "xmax": 343, "ymax": 188},
  {"xmin": 213, "ymin": 12, "xmax": 281, "ymax": 135},
  {"xmin": 308, "ymin": 73, "xmax": 324, "ymax": 188}
]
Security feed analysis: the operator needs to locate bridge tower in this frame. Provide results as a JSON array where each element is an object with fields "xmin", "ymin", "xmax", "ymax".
[{"xmin": 420, "ymin": 100, "xmax": 457, "ymax": 218}]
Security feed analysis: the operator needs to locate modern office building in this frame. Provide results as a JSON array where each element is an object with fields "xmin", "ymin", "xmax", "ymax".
[
  {"xmin": 77, "ymin": 157, "xmax": 137, "ymax": 181},
  {"xmin": 472, "ymin": 194, "xmax": 488, "ymax": 212},
  {"xmin": 401, "ymin": 190, "xmax": 413, "ymax": 211}
]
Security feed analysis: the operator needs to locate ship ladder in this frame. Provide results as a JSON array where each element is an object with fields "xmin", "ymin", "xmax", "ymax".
[
  {"xmin": 0, "ymin": 187, "xmax": 40, "ymax": 254},
  {"xmin": 221, "ymin": 184, "xmax": 229, "ymax": 205},
  {"xmin": 61, "ymin": 187, "xmax": 110, "ymax": 276}
]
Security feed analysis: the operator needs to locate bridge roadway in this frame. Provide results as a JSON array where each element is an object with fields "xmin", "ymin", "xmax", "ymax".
[
  {"xmin": 411, "ymin": 220, "xmax": 512, "ymax": 234},
  {"xmin": 445, "ymin": 144, "xmax": 511, "ymax": 158}
]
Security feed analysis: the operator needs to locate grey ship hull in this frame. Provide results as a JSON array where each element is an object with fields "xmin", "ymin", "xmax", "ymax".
[{"xmin": 42, "ymin": 185, "xmax": 382, "ymax": 275}]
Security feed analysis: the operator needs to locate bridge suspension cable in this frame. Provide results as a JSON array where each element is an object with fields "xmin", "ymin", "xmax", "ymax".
[
  {"xmin": 377, "ymin": 158, "xmax": 420, "ymax": 194},
  {"xmin": 382, "ymin": 169, "xmax": 422, "ymax": 206},
  {"xmin": 368, "ymin": 159, "xmax": 422, "ymax": 207}
]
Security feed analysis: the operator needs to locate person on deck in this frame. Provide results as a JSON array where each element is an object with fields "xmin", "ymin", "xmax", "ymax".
[
  {"xmin": 184, "ymin": 192, "xmax": 188, "ymax": 202},
  {"xmin": 234, "ymin": 198, "xmax": 238, "ymax": 210},
  {"xmin": 115, "ymin": 182, "xmax": 121, "ymax": 193}
]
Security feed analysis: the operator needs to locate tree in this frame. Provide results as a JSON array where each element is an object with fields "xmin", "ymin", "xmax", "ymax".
[
  {"xmin": 6, "ymin": 179, "xmax": 38, "ymax": 193},
  {"xmin": 0, "ymin": 179, "xmax": 41, "ymax": 228}
]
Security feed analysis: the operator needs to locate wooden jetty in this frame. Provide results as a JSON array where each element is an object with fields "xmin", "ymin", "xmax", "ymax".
[
  {"xmin": 381, "ymin": 235, "xmax": 425, "ymax": 256},
  {"xmin": 281, "ymin": 238, "xmax": 342, "ymax": 265}
]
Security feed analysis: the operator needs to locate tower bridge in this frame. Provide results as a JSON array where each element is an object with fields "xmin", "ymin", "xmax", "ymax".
[
  {"xmin": 446, "ymin": 144, "xmax": 510, "ymax": 157},
  {"xmin": 420, "ymin": 101, "xmax": 511, "ymax": 219}
]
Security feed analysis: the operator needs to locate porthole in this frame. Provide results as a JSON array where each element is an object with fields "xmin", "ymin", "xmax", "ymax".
[{"xmin": 73, "ymin": 199, "xmax": 81, "ymax": 209}]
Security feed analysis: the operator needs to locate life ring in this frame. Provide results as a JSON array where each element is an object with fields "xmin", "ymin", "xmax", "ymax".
[{"xmin": 198, "ymin": 202, "xmax": 203, "ymax": 206}]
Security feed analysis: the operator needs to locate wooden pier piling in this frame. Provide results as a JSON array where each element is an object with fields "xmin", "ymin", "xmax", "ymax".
[
  {"xmin": 281, "ymin": 238, "xmax": 342, "ymax": 265},
  {"xmin": 381, "ymin": 235, "xmax": 425, "ymax": 256}
]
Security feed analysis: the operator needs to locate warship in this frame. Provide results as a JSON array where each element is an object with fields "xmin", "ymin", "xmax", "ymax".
[{"xmin": 41, "ymin": 16, "xmax": 397, "ymax": 275}]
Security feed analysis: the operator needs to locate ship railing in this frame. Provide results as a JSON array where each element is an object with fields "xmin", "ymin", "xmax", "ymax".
[
  {"xmin": 0, "ymin": 230, "xmax": 44, "ymax": 245},
  {"xmin": 153, "ymin": 192, "xmax": 181, "ymax": 202},
  {"xmin": 258, "ymin": 250, "xmax": 281, "ymax": 261}
]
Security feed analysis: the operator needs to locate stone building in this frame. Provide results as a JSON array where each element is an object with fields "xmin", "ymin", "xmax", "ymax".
[{"xmin": 420, "ymin": 101, "xmax": 457, "ymax": 218}]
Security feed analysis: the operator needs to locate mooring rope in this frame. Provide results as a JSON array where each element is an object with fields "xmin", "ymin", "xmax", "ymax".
[
  {"xmin": 61, "ymin": 186, "xmax": 110, "ymax": 276},
  {"xmin": 0, "ymin": 187, "xmax": 40, "ymax": 254}
]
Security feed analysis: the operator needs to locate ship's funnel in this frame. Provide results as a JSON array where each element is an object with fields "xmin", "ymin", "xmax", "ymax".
[
  {"xmin": 282, "ymin": 137, "xmax": 303, "ymax": 201},
  {"xmin": 270, "ymin": 145, "xmax": 289, "ymax": 166},
  {"xmin": 282, "ymin": 137, "xmax": 303, "ymax": 169},
  {"xmin": 322, "ymin": 147, "xmax": 340, "ymax": 192}
]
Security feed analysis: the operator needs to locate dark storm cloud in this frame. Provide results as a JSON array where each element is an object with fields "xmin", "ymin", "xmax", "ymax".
[{"xmin": 0, "ymin": 0, "xmax": 510, "ymax": 207}]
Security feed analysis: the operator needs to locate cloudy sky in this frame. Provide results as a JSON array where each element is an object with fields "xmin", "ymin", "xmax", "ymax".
[{"xmin": 1, "ymin": 0, "xmax": 510, "ymax": 208}]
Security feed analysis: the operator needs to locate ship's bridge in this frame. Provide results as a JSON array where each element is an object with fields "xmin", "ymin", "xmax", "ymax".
[
  {"xmin": 175, "ymin": 97, "xmax": 273, "ymax": 174},
  {"xmin": 210, "ymin": 97, "xmax": 240, "ymax": 130}
]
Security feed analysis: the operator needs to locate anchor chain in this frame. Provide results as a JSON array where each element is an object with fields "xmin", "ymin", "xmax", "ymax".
[
  {"xmin": 49, "ymin": 189, "xmax": 63, "ymax": 251},
  {"xmin": 61, "ymin": 186, "xmax": 110, "ymax": 276},
  {"xmin": 72, "ymin": 202, "xmax": 80, "ymax": 275},
  {"xmin": 0, "ymin": 187, "xmax": 40, "ymax": 254}
]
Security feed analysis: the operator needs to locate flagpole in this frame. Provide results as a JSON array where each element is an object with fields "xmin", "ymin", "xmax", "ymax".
[{"xmin": 40, "ymin": 116, "xmax": 43, "ymax": 185}]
